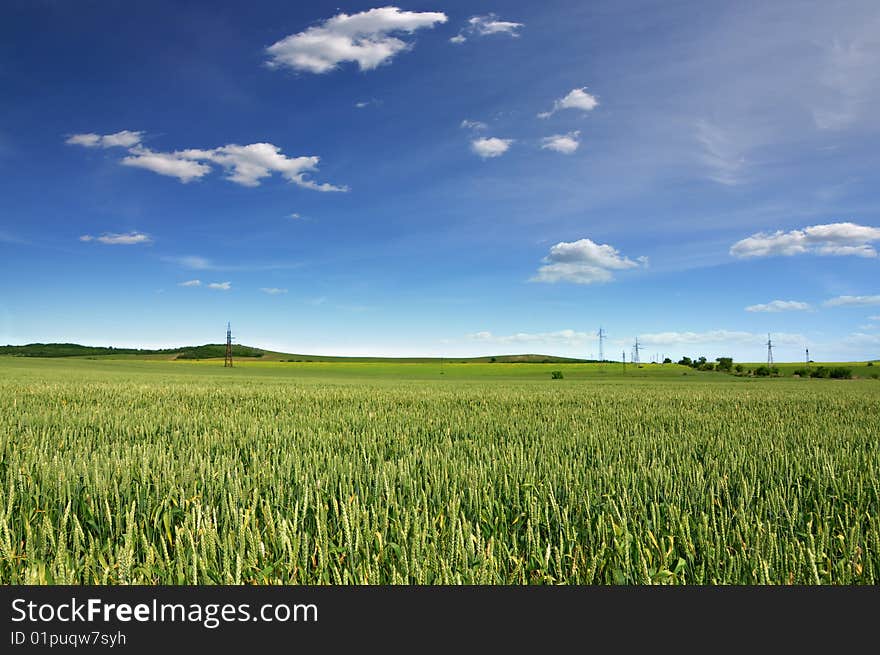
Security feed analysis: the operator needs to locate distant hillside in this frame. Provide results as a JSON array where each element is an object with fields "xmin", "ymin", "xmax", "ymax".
[
  {"xmin": 0, "ymin": 343, "xmax": 263, "ymax": 359},
  {"xmin": 0, "ymin": 343, "xmax": 591, "ymax": 363}
]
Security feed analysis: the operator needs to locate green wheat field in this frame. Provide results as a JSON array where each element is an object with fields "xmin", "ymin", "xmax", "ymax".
[{"xmin": 2, "ymin": 357, "xmax": 878, "ymax": 584}]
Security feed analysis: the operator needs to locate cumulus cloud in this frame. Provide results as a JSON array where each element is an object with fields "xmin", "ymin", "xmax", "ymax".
[
  {"xmin": 823, "ymin": 295, "xmax": 880, "ymax": 307},
  {"xmin": 745, "ymin": 300, "xmax": 811, "ymax": 313},
  {"xmin": 66, "ymin": 130, "xmax": 143, "ymax": 148},
  {"xmin": 265, "ymin": 6, "xmax": 447, "ymax": 74},
  {"xmin": 531, "ymin": 238, "xmax": 647, "ymax": 285},
  {"xmin": 537, "ymin": 88, "xmax": 599, "ymax": 119},
  {"xmin": 471, "ymin": 137, "xmax": 513, "ymax": 158},
  {"xmin": 541, "ymin": 131, "xmax": 580, "ymax": 154},
  {"xmin": 638, "ymin": 330, "xmax": 805, "ymax": 346},
  {"xmin": 450, "ymin": 14, "xmax": 523, "ymax": 43},
  {"xmin": 70, "ymin": 133, "xmax": 346, "ymax": 190},
  {"xmin": 460, "ymin": 119, "xmax": 488, "ymax": 131},
  {"xmin": 468, "ymin": 329, "xmax": 591, "ymax": 346},
  {"xmin": 121, "ymin": 147, "xmax": 213, "ymax": 183},
  {"xmin": 261, "ymin": 287, "xmax": 288, "ymax": 295},
  {"xmin": 176, "ymin": 143, "xmax": 348, "ymax": 191},
  {"xmin": 207, "ymin": 282, "xmax": 231, "ymax": 291},
  {"xmin": 178, "ymin": 279, "xmax": 201, "ymax": 287},
  {"xmin": 79, "ymin": 232, "xmax": 152, "ymax": 245},
  {"xmin": 730, "ymin": 222, "xmax": 880, "ymax": 258}
]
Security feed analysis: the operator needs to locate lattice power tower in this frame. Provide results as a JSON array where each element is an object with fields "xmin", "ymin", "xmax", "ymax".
[{"xmin": 224, "ymin": 322, "xmax": 233, "ymax": 368}]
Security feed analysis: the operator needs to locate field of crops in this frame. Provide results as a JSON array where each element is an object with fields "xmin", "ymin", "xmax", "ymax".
[{"xmin": 1, "ymin": 357, "xmax": 878, "ymax": 584}]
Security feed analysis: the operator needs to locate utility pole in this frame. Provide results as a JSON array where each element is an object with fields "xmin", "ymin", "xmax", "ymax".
[
  {"xmin": 224, "ymin": 322, "xmax": 233, "ymax": 368},
  {"xmin": 622, "ymin": 350, "xmax": 626, "ymax": 373}
]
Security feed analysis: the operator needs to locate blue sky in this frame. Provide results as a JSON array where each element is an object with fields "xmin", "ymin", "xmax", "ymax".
[{"xmin": 2, "ymin": 0, "xmax": 879, "ymax": 361}]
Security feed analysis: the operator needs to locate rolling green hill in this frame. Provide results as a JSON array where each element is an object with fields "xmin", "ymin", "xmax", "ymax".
[{"xmin": 0, "ymin": 342, "xmax": 590, "ymax": 363}]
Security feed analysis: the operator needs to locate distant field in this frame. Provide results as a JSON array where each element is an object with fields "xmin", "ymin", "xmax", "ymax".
[{"xmin": 1, "ymin": 357, "xmax": 878, "ymax": 584}]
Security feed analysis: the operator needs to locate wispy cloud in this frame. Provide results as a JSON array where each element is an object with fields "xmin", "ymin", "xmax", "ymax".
[
  {"xmin": 265, "ymin": 7, "xmax": 447, "ymax": 74},
  {"xmin": 79, "ymin": 232, "xmax": 152, "ymax": 245},
  {"xmin": 823, "ymin": 295, "xmax": 880, "ymax": 307},
  {"xmin": 471, "ymin": 137, "xmax": 513, "ymax": 158},
  {"xmin": 207, "ymin": 282, "xmax": 231, "ymax": 291},
  {"xmin": 354, "ymin": 98, "xmax": 381, "ymax": 109},
  {"xmin": 537, "ymin": 88, "xmax": 599, "ymax": 119},
  {"xmin": 65, "ymin": 130, "xmax": 143, "ymax": 148},
  {"xmin": 730, "ymin": 222, "xmax": 880, "ymax": 258},
  {"xmin": 450, "ymin": 14, "xmax": 523, "ymax": 44},
  {"xmin": 531, "ymin": 238, "xmax": 647, "ymax": 285},
  {"xmin": 163, "ymin": 255, "xmax": 302, "ymax": 273},
  {"xmin": 468, "ymin": 329, "xmax": 591, "ymax": 347},
  {"xmin": 541, "ymin": 131, "xmax": 580, "ymax": 154},
  {"xmin": 638, "ymin": 330, "xmax": 805, "ymax": 346},
  {"xmin": 695, "ymin": 119, "xmax": 746, "ymax": 186},
  {"xmin": 178, "ymin": 279, "xmax": 201, "ymax": 287},
  {"xmin": 260, "ymin": 287, "xmax": 288, "ymax": 295},
  {"xmin": 745, "ymin": 300, "xmax": 811, "ymax": 313},
  {"xmin": 460, "ymin": 119, "xmax": 488, "ymax": 131}
]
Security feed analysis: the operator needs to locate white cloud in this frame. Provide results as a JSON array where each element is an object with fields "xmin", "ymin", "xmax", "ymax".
[
  {"xmin": 178, "ymin": 279, "xmax": 201, "ymax": 287},
  {"xmin": 79, "ymin": 232, "xmax": 152, "ymax": 245},
  {"xmin": 471, "ymin": 137, "xmax": 513, "ymax": 158},
  {"xmin": 73, "ymin": 134, "xmax": 347, "ymax": 190},
  {"xmin": 745, "ymin": 300, "xmax": 811, "ymax": 313},
  {"xmin": 451, "ymin": 14, "xmax": 523, "ymax": 43},
  {"xmin": 261, "ymin": 287, "xmax": 288, "ymax": 295},
  {"xmin": 541, "ymin": 131, "xmax": 580, "ymax": 154},
  {"xmin": 66, "ymin": 130, "xmax": 143, "ymax": 148},
  {"xmin": 177, "ymin": 143, "xmax": 348, "ymax": 191},
  {"xmin": 121, "ymin": 147, "xmax": 213, "ymax": 183},
  {"xmin": 868, "ymin": 316, "xmax": 880, "ymax": 321},
  {"xmin": 531, "ymin": 238, "xmax": 647, "ymax": 285},
  {"xmin": 460, "ymin": 119, "xmax": 488, "ymax": 131},
  {"xmin": 207, "ymin": 282, "xmax": 231, "ymax": 291},
  {"xmin": 468, "ymin": 329, "xmax": 591, "ymax": 347},
  {"xmin": 289, "ymin": 213, "xmax": 302, "ymax": 219},
  {"xmin": 823, "ymin": 295, "xmax": 880, "ymax": 307},
  {"xmin": 265, "ymin": 6, "xmax": 447, "ymax": 74},
  {"xmin": 638, "ymin": 330, "xmax": 805, "ymax": 346},
  {"xmin": 730, "ymin": 222, "xmax": 880, "ymax": 258},
  {"xmin": 538, "ymin": 88, "xmax": 599, "ymax": 118}
]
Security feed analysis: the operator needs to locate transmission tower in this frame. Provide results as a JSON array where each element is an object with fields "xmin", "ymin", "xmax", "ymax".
[
  {"xmin": 766, "ymin": 334, "xmax": 773, "ymax": 367},
  {"xmin": 622, "ymin": 350, "xmax": 626, "ymax": 372},
  {"xmin": 632, "ymin": 337, "xmax": 642, "ymax": 366},
  {"xmin": 598, "ymin": 327, "xmax": 606, "ymax": 362},
  {"xmin": 806, "ymin": 348, "xmax": 810, "ymax": 368},
  {"xmin": 224, "ymin": 322, "xmax": 233, "ymax": 368}
]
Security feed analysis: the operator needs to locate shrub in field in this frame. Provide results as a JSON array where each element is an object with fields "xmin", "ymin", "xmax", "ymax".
[
  {"xmin": 828, "ymin": 367, "xmax": 853, "ymax": 379},
  {"xmin": 550, "ymin": 370, "xmax": 564, "ymax": 379}
]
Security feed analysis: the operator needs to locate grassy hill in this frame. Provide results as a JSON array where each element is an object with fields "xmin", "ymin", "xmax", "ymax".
[{"xmin": 0, "ymin": 342, "xmax": 592, "ymax": 363}]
